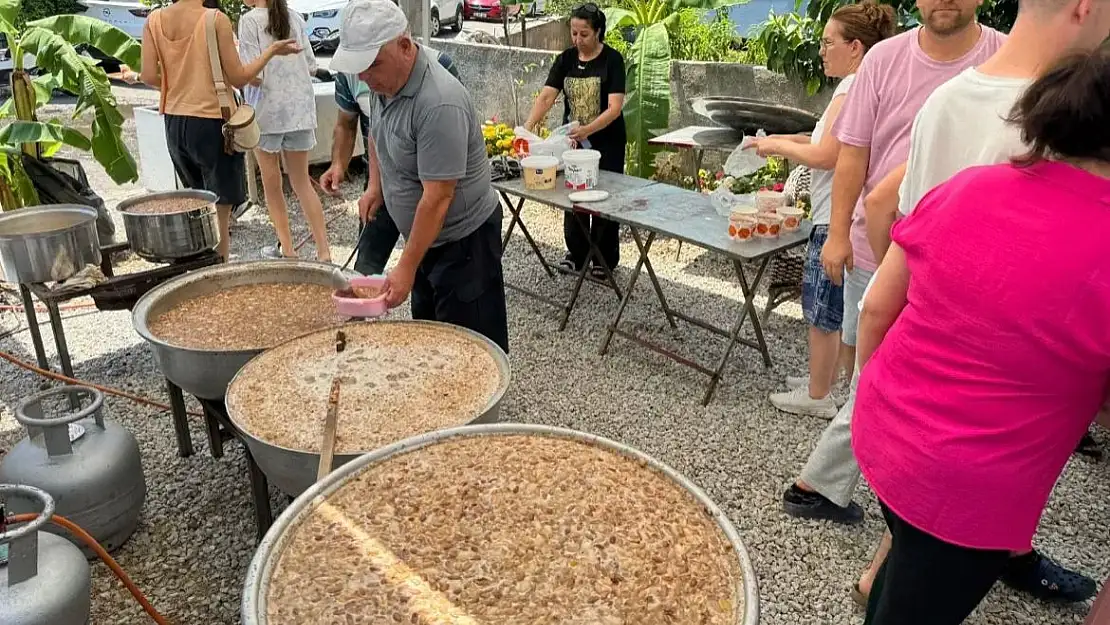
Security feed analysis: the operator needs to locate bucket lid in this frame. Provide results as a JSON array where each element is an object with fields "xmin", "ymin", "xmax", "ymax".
[
  {"xmin": 562, "ymin": 149, "xmax": 601, "ymax": 161},
  {"xmin": 521, "ymin": 155, "xmax": 558, "ymax": 168}
]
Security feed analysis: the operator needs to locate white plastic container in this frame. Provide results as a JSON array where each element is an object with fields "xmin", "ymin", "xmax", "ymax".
[
  {"xmin": 563, "ymin": 149, "xmax": 602, "ymax": 190},
  {"xmin": 778, "ymin": 205, "xmax": 804, "ymax": 232},
  {"xmin": 521, "ymin": 155, "xmax": 559, "ymax": 191}
]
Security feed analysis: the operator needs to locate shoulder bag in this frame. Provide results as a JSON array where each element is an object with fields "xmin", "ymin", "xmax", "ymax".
[{"xmin": 203, "ymin": 9, "xmax": 260, "ymax": 154}]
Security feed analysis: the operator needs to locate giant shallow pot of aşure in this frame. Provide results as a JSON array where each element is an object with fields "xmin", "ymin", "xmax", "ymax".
[
  {"xmin": 242, "ymin": 423, "xmax": 760, "ymax": 625},
  {"xmin": 131, "ymin": 260, "xmax": 343, "ymax": 400}
]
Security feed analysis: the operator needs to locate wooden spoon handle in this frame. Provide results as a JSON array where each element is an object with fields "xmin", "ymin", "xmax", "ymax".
[{"xmin": 317, "ymin": 377, "xmax": 341, "ymax": 481}]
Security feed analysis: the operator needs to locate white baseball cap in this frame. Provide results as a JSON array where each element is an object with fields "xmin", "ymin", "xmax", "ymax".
[{"xmin": 331, "ymin": 0, "xmax": 409, "ymax": 74}]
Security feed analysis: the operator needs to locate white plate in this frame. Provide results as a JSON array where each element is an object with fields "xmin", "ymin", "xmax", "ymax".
[{"xmin": 568, "ymin": 190, "xmax": 610, "ymax": 203}]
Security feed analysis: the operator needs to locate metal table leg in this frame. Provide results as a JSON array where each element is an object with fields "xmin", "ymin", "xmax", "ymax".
[
  {"xmin": 201, "ymin": 403, "xmax": 225, "ymax": 459},
  {"xmin": 556, "ymin": 209, "xmax": 623, "ymax": 331},
  {"xmin": 18, "ymin": 284, "xmax": 50, "ymax": 370},
  {"xmin": 41, "ymin": 299, "xmax": 80, "ymax": 409},
  {"xmin": 701, "ymin": 257, "xmax": 772, "ymax": 405},
  {"xmin": 601, "ymin": 229, "xmax": 678, "ymax": 355},
  {"xmin": 500, "ymin": 191, "xmax": 554, "ymax": 277},
  {"xmin": 165, "ymin": 379, "xmax": 194, "ymax": 458}
]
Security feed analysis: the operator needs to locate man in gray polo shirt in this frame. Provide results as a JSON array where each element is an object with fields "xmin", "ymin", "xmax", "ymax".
[{"xmin": 331, "ymin": 0, "xmax": 508, "ymax": 353}]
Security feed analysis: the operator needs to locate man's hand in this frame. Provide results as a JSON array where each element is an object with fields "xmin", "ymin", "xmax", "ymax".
[
  {"xmin": 821, "ymin": 234, "xmax": 854, "ymax": 286},
  {"xmin": 383, "ymin": 261, "xmax": 417, "ymax": 309},
  {"xmin": 358, "ymin": 187, "xmax": 383, "ymax": 223},
  {"xmin": 319, "ymin": 165, "xmax": 346, "ymax": 196}
]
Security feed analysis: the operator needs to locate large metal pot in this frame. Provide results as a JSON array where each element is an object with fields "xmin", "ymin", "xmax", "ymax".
[
  {"xmin": 226, "ymin": 320, "xmax": 510, "ymax": 496},
  {"xmin": 116, "ymin": 190, "xmax": 219, "ymax": 262},
  {"xmin": 131, "ymin": 260, "xmax": 342, "ymax": 400},
  {"xmin": 242, "ymin": 424, "xmax": 760, "ymax": 625},
  {"xmin": 0, "ymin": 204, "xmax": 100, "ymax": 284},
  {"xmin": 690, "ymin": 96, "xmax": 821, "ymax": 135}
]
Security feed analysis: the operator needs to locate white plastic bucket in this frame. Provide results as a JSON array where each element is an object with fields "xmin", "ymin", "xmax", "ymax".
[
  {"xmin": 563, "ymin": 149, "xmax": 601, "ymax": 190},
  {"xmin": 520, "ymin": 155, "xmax": 559, "ymax": 191}
]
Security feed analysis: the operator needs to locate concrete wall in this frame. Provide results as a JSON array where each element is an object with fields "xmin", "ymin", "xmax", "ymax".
[
  {"xmin": 503, "ymin": 18, "xmax": 572, "ymax": 51},
  {"xmin": 440, "ymin": 39, "xmax": 832, "ymax": 130}
]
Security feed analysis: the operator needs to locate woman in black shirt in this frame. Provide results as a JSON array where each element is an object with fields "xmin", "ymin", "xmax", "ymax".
[{"xmin": 525, "ymin": 3, "xmax": 627, "ymax": 278}]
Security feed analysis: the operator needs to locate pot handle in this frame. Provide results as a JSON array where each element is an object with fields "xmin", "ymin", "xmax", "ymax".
[
  {"xmin": 190, "ymin": 206, "xmax": 219, "ymax": 219},
  {"xmin": 15, "ymin": 385, "xmax": 105, "ymax": 456}
]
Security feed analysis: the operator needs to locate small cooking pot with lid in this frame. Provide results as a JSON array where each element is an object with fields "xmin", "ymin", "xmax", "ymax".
[{"xmin": 116, "ymin": 190, "xmax": 220, "ymax": 263}]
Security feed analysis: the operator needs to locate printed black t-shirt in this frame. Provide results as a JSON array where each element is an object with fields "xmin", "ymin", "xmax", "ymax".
[{"xmin": 544, "ymin": 44, "xmax": 627, "ymax": 161}]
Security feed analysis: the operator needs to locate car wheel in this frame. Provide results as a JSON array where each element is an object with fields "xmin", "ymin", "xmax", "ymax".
[
  {"xmin": 452, "ymin": 6, "xmax": 464, "ymax": 31},
  {"xmin": 430, "ymin": 10, "xmax": 442, "ymax": 36}
]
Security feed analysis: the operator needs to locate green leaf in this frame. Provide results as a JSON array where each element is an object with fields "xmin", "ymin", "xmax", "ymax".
[
  {"xmin": 0, "ymin": 0, "xmax": 18, "ymax": 40},
  {"xmin": 604, "ymin": 6, "xmax": 637, "ymax": 28},
  {"xmin": 623, "ymin": 20, "xmax": 671, "ymax": 178},
  {"xmin": 0, "ymin": 120, "xmax": 93, "ymax": 150},
  {"xmin": 18, "ymin": 25, "xmax": 138, "ymax": 184},
  {"xmin": 667, "ymin": 0, "xmax": 748, "ymax": 13},
  {"xmin": 0, "ymin": 151, "xmax": 40, "ymax": 209},
  {"xmin": 27, "ymin": 15, "xmax": 142, "ymax": 70}
]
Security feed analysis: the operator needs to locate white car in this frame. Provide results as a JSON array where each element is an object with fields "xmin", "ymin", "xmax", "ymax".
[
  {"xmin": 288, "ymin": 0, "xmax": 464, "ymax": 49},
  {"xmin": 76, "ymin": 0, "xmax": 149, "ymax": 40}
]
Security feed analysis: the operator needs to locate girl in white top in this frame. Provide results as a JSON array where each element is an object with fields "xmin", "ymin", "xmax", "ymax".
[
  {"xmin": 239, "ymin": 0, "xmax": 332, "ymax": 262},
  {"xmin": 745, "ymin": 1, "xmax": 895, "ymax": 419}
]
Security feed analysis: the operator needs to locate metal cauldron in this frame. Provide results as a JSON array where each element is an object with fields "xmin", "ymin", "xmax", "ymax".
[
  {"xmin": 0, "ymin": 204, "xmax": 100, "ymax": 284},
  {"xmin": 116, "ymin": 190, "xmax": 220, "ymax": 263},
  {"xmin": 225, "ymin": 320, "xmax": 510, "ymax": 496},
  {"xmin": 131, "ymin": 260, "xmax": 343, "ymax": 400},
  {"xmin": 241, "ymin": 424, "xmax": 760, "ymax": 625}
]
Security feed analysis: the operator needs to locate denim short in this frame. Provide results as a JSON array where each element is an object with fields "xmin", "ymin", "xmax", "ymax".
[
  {"xmin": 257, "ymin": 129, "xmax": 317, "ymax": 154},
  {"xmin": 802, "ymin": 225, "xmax": 844, "ymax": 333}
]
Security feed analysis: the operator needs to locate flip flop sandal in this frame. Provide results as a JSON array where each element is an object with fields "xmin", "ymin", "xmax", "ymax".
[
  {"xmin": 850, "ymin": 583, "xmax": 868, "ymax": 608},
  {"xmin": 589, "ymin": 265, "xmax": 608, "ymax": 281},
  {"xmin": 556, "ymin": 258, "xmax": 578, "ymax": 273}
]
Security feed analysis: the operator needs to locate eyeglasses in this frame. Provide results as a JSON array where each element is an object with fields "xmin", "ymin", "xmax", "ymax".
[{"xmin": 819, "ymin": 38, "xmax": 850, "ymax": 50}]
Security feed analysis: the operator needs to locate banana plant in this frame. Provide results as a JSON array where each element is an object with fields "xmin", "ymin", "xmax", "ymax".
[
  {"xmin": 605, "ymin": 0, "xmax": 746, "ymax": 178},
  {"xmin": 0, "ymin": 0, "xmax": 141, "ymax": 210}
]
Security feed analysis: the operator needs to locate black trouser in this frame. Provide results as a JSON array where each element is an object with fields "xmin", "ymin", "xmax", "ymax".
[
  {"xmin": 865, "ymin": 502, "xmax": 1012, "ymax": 625},
  {"xmin": 410, "ymin": 206, "xmax": 509, "ymax": 354},
  {"xmin": 354, "ymin": 205, "xmax": 401, "ymax": 276},
  {"xmin": 563, "ymin": 148, "xmax": 624, "ymax": 271}
]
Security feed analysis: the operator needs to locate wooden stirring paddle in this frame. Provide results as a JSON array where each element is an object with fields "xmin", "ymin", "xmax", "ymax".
[{"xmin": 317, "ymin": 329, "xmax": 347, "ymax": 481}]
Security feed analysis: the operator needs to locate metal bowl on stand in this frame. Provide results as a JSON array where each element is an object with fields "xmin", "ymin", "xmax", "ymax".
[
  {"xmin": 225, "ymin": 320, "xmax": 511, "ymax": 496},
  {"xmin": 690, "ymin": 97, "xmax": 821, "ymax": 135},
  {"xmin": 116, "ymin": 190, "xmax": 220, "ymax": 263},
  {"xmin": 0, "ymin": 204, "xmax": 101, "ymax": 284},
  {"xmin": 242, "ymin": 424, "xmax": 760, "ymax": 625},
  {"xmin": 131, "ymin": 260, "xmax": 343, "ymax": 400}
]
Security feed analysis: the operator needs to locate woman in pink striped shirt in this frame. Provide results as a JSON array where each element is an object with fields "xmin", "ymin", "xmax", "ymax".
[{"xmin": 852, "ymin": 44, "xmax": 1110, "ymax": 625}]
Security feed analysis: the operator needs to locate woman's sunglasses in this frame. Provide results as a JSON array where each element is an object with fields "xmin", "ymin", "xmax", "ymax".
[{"xmin": 574, "ymin": 2, "xmax": 600, "ymax": 13}]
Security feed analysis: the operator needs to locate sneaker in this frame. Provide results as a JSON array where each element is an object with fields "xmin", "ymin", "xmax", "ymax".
[
  {"xmin": 782, "ymin": 485, "xmax": 864, "ymax": 524},
  {"xmin": 785, "ymin": 374, "xmax": 848, "ymax": 407},
  {"xmin": 232, "ymin": 201, "xmax": 253, "ymax": 221},
  {"xmin": 261, "ymin": 244, "xmax": 283, "ymax": 260},
  {"xmin": 770, "ymin": 386, "xmax": 838, "ymax": 419},
  {"xmin": 1001, "ymin": 550, "xmax": 1096, "ymax": 603}
]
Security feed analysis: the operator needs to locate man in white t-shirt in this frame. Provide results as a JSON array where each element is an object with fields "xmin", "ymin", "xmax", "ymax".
[{"xmin": 851, "ymin": 0, "xmax": 1110, "ymax": 609}]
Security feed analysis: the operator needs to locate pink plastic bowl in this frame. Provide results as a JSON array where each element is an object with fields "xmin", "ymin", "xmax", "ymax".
[{"xmin": 332, "ymin": 275, "xmax": 388, "ymax": 318}]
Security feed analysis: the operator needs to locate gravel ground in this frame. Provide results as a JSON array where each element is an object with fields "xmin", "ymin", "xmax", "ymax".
[{"xmin": 0, "ymin": 85, "xmax": 1107, "ymax": 625}]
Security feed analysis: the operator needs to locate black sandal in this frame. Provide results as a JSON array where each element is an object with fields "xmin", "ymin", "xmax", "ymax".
[
  {"xmin": 1001, "ymin": 550, "xmax": 1096, "ymax": 603},
  {"xmin": 589, "ymin": 265, "xmax": 608, "ymax": 281}
]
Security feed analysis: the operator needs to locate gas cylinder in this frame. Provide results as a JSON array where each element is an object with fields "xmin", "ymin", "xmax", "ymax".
[
  {"xmin": 0, "ymin": 484, "xmax": 91, "ymax": 625},
  {"xmin": 0, "ymin": 385, "xmax": 146, "ymax": 558}
]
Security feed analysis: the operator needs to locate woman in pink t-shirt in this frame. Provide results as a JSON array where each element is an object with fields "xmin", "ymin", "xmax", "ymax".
[{"xmin": 852, "ymin": 46, "xmax": 1110, "ymax": 625}]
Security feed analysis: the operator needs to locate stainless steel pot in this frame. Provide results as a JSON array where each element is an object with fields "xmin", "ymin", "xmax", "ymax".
[
  {"xmin": 131, "ymin": 260, "xmax": 344, "ymax": 400},
  {"xmin": 116, "ymin": 190, "xmax": 219, "ymax": 263},
  {"xmin": 0, "ymin": 204, "xmax": 100, "ymax": 284},
  {"xmin": 226, "ymin": 320, "xmax": 510, "ymax": 496},
  {"xmin": 241, "ymin": 424, "xmax": 760, "ymax": 625}
]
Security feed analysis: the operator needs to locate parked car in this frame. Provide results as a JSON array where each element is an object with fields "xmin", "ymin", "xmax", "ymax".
[
  {"xmin": 289, "ymin": 0, "xmax": 463, "ymax": 51},
  {"xmin": 76, "ymin": 0, "xmax": 149, "ymax": 40},
  {"xmin": 463, "ymin": 0, "xmax": 542, "ymax": 22}
]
